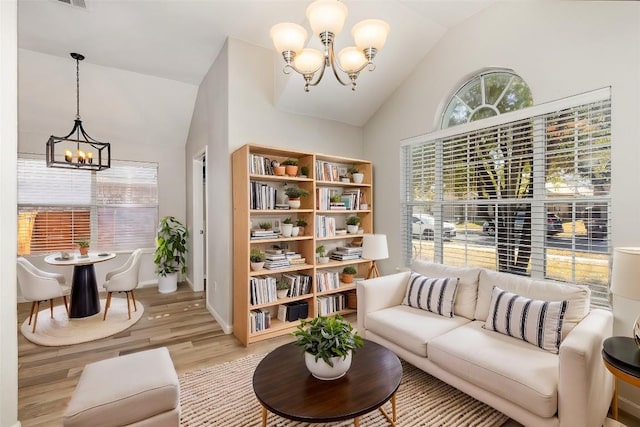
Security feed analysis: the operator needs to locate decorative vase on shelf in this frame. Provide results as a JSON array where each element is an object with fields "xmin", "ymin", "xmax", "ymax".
[
  {"xmin": 352, "ymin": 173, "xmax": 364, "ymax": 184},
  {"xmin": 347, "ymin": 225, "xmax": 359, "ymax": 234},
  {"xmin": 281, "ymin": 223, "xmax": 293, "ymax": 237},
  {"xmin": 291, "ymin": 226, "xmax": 300, "ymax": 237},
  {"xmin": 304, "ymin": 351, "xmax": 352, "ymax": 380}
]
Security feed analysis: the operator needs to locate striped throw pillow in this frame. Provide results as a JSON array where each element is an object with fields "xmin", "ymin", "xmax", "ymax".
[
  {"xmin": 402, "ymin": 273, "xmax": 459, "ymax": 317},
  {"xmin": 484, "ymin": 286, "xmax": 568, "ymax": 354}
]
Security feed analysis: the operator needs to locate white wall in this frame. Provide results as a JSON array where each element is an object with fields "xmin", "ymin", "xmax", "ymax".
[
  {"xmin": 184, "ymin": 37, "xmax": 364, "ymax": 333},
  {"xmin": 0, "ymin": 1, "xmax": 19, "ymax": 425},
  {"xmin": 364, "ymin": 1, "xmax": 640, "ymax": 414}
]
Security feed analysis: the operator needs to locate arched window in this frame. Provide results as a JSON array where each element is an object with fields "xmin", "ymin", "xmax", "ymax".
[{"xmin": 440, "ymin": 70, "xmax": 533, "ymax": 129}]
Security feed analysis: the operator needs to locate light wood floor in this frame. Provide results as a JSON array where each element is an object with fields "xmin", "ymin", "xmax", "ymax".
[{"xmin": 17, "ymin": 283, "xmax": 638, "ymax": 427}]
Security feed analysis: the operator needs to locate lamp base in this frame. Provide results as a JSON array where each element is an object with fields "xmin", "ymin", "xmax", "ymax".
[{"xmin": 366, "ymin": 261, "xmax": 380, "ymax": 279}]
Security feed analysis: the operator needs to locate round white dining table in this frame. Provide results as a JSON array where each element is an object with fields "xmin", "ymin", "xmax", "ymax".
[{"xmin": 44, "ymin": 252, "xmax": 116, "ymax": 318}]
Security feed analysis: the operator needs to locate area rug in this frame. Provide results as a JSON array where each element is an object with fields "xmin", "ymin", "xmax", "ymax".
[
  {"xmin": 20, "ymin": 297, "xmax": 144, "ymax": 346},
  {"xmin": 179, "ymin": 353, "xmax": 509, "ymax": 427}
]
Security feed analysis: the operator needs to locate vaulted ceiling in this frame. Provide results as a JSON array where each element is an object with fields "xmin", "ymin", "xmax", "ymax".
[{"xmin": 18, "ymin": 0, "xmax": 495, "ymax": 127}]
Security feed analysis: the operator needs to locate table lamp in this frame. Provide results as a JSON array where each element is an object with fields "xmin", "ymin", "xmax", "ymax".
[
  {"xmin": 610, "ymin": 247, "xmax": 640, "ymax": 347},
  {"xmin": 362, "ymin": 234, "xmax": 388, "ymax": 279}
]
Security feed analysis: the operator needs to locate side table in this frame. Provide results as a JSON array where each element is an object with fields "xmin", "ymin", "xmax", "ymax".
[{"xmin": 602, "ymin": 336, "xmax": 640, "ymax": 420}]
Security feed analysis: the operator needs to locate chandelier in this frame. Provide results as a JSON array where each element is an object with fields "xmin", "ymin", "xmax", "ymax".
[
  {"xmin": 270, "ymin": 0, "xmax": 389, "ymax": 92},
  {"xmin": 46, "ymin": 53, "xmax": 111, "ymax": 171}
]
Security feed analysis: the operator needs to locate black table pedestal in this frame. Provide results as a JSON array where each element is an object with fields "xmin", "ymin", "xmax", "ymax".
[{"xmin": 70, "ymin": 264, "xmax": 100, "ymax": 318}]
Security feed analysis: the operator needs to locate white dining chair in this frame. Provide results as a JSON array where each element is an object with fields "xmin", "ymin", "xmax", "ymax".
[
  {"xmin": 103, "ymin": 248, "xmax": 143, "ymax": 320},
  {"xmin": 16, "ymin": 257, "xmax": 70, "ymax": 333}
]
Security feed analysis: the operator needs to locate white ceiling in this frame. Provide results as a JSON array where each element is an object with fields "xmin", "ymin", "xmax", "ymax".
[{"xmin": 18, "ymin": 0, "xmax": 495, "ymax": 126}]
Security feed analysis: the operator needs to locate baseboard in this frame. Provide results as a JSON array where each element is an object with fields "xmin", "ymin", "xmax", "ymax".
[
  {"xmin": 206, "ymin": 300, "xmax": 232, "ymax": 335},
  {"xmin": 619, "ymin": 396, "xmax": 640, "ymax": 420}
]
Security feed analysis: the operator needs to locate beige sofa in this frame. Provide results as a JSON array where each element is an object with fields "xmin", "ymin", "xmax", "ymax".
[{"xmin": 356, "ymin": 260, "xmax": 614, "ymax": 427}]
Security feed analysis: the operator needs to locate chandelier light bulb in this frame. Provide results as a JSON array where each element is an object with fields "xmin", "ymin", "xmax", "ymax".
[
  {"xmin": 352, "ymin": 19, "xmax": 390, "ymax": 51},
  {"xmin": 338, "ymin": 47, "xmax": 367, "ymax": 73},
  {"xmin": 270, "ymin": 23, "xmax": 308, "ymax": 55},
  {"xmin": 294, "ymin": 48, "xmax": 325, "ymax": 74},
  {"xmin": 306, "ymin": 0, "xmax": 348, "ymax": 37}
]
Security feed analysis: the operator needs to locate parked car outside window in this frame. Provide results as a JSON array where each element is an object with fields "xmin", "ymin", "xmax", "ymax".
[
  {"xmin": 412, "ymin": 214, "xmax": 456, "ymax": 240},
  {"xmin": 482, "ymin": 212, "xmax": 563, "ymax": 236}
]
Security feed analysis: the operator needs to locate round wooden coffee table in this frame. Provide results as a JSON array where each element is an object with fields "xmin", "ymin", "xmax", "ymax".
[{"xmin": 253, "ymin": 339, "xmax": 402, "ymax": 426}]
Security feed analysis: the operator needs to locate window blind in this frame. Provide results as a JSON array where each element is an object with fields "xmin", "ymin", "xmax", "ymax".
[
  {"xmin": 17, "ymin": 157, "xmax": 158, "ymax": 254},
  {"xmin": 401, "ymin": 88, "xmax": 611, "ymax": 308}
]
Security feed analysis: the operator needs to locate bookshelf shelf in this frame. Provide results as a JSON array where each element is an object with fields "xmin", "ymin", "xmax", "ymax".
[{"xmin": 233, "ymin": 143, "xmax": 373, "ymax": 346}]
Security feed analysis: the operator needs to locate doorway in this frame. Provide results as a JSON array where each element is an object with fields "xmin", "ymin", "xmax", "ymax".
[{"xmin": 192, "ymin": 149, "xmax": 207, "ymax": 292}]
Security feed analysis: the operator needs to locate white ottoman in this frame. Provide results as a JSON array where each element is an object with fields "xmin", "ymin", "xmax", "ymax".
[{"xmin": 63, "ymin": 347, "xmax": 180, "ymax": 427}]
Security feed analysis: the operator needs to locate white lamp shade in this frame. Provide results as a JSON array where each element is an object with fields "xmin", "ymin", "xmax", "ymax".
[
  {"xmin": 338, "ymin": 47, "xmax": 367, "ymax": 73},
  {"xmin": 306, "ymin": 0, "xmax": 348, "ymax": 36},
  {"xmin": 610, "ymin": 247, "xmax": 640, "ymax": 300},
  {"xmin": 293, "ymin": 48, "xmax": 325, "ymax": 74},
  {"xmin": 352, "ymin": 19, "xmax": 390, "ymax": 51},
  {"xmin": 362, "ymin": 234, "xmax": 389, "ymax": 261},
  {"xmin": 270, "ymin": 22, "xmax": 308, "ymax": 54}
]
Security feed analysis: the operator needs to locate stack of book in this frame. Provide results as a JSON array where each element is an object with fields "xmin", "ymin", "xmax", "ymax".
[
  {"xmin": 316, "ymin": 271, "xmax": 340, "ymax": 292},
  {"xmin": 315, "ymin": 215, "xmax": 336, "ymax": 237},
  {"xmin": 251, "ymin": 229, "xmax": 279, "ymax": 240},
  {"xmin": 317, "ymin": 293, "xmax": 347, "ymax": 316},
  {"xmin": 250, "ymin": 308, "xmax": 271, "ymax": 332},
  {"xmin": 340, "ymin": 189, "xmax": 361, "ymax": 211},
  {"xmin": 330, "ymin": 246, "xmax": 363, "ymax": 261},
  {"xmin": 250, "ymin": 182, "xmax": 277, "ymax": 210},
  {"xmin": 281, "ymin": 273, "xmax": 312, "ymax": 297},
  {"xmin": 264, "ymin": 253, "xmax": 290, "ymax": 270},
  {"xmin": 249, "ymin": 276, "xmax": 277, "ymax": 305},
  {"xmin": 285, "ymin": 252, "xmax": 306, "ymax": 265}
]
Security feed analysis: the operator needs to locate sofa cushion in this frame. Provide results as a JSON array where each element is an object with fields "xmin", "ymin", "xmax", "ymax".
[
  {"xmin": 428, "ymin": 321, "xmax": 559, "ymax": 418},
  {"xmin": 402, "ymin": 273, "xmax": 459, "ymax": 317},
  {"xmin": 475, "ymin": 269, "xmax": 590, "ymax": 337},
  {"xmin": 485, "ymin": 286, "xmax": 568, "ymax": 353},
  {"xmin": 366, "ymin": 305, "xmax": 471, "ymax": 357},
  {"xmin": 411, "ymin": 261, "xmax": 481, "ymax": 319}
]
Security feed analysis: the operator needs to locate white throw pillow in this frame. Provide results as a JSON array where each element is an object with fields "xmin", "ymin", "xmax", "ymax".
[
  {"xmin": 484, "ymin": 286, "xmax": 568, "ymax": 354},
  {"xmin": 402, "ymin": 272, "xmax": 459, "ymax": 318}
]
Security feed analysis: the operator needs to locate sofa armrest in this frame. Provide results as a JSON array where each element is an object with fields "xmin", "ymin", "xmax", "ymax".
[
  {"xmin": 356, "ymin": 271, "xmax": 410, "ymax": 336},
  {"xmin": 558, "ymin": 308, "xmax": 614, "ymax": 427}
]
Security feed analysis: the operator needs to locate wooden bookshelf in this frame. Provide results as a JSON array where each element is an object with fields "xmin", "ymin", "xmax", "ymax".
[{"xmin": 232, "ymin": 144, "xmax": 373, "ymax": 346}]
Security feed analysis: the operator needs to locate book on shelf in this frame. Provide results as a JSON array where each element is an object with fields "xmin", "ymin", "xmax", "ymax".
[
  {"xmin": 250, "ymin": 276, "xmax": 277, "ymax": 305},
  {"xmin": 336, "ymin": 246, "xmax": 363, "ymax": 253},
  {"xmin": 316, "ymin": 293, "xmax": 347, "ymax": 316},
  {"xmin": 250, "ymin": 308, "xmax": 272, "ymax": 333}
]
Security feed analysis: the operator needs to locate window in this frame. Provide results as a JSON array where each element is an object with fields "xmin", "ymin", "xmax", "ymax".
[
  {"xmin": 401, "ymin": 84, "xmax": 611, "ymax": 307},
  {"xmin": 17, "ymin": 157, "xmax": 158, "ymax": 254}
]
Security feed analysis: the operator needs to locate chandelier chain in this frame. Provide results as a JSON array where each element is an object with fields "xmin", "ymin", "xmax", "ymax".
[{"xmin": 75, "ymin": 56, "xmax": 80, "ymax": 120}]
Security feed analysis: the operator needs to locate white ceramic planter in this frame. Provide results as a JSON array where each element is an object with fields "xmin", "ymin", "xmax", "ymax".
[
  {"xmin": 158, "ymin": 272, "xmax": 178, "ymax": 294},
  {"xmin": 318, "ymin": 256, "xmax": 330, "ymax": 264},
  {"xmin": 304, "ymin": 351, "xmax": 352, "ymax": 380},
  {"xmin": 281, "ymin": 223, "xmax": 293, "ymax": 237},
  {"xmin": 288, "ymin": 198, "xmax": 301, "ymax": 209},
  {"xmin": 347, "ymin": 225, "xmax": 359, "ymax": 234},
  {"xmin": 291, "ymin": 226, "xmax": 300, "ymax": 237},
  {"xmin": 352, "ymin": 173, "xmax": 364, "ymax": 184},
  {"xmin": 250, "ymin": 261, "xmax": 265, "ymax": 271}
]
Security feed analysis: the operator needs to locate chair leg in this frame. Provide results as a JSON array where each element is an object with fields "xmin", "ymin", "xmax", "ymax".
[
  {"xmin": 130, "ymin": 290, "xmax": 137, "ymax": 312},
  {"xmin": 125, "ymin": 292, "xmax": 131, "ymax": 320},
  {"xmin": 28, "ymin": 301, "xmax": 36, "ymax": 325},
  {"xmin": 32, "ymin": 301, "xmax": 40, "ymax": 333},
  {"xmin": 103, "ymin": 292, "xmax": 112, "ymax": 321},
  {"xmin": 63, "ymin": 295, "xmax": 69, "ymax": 316},
  {"xmin": 49, "ymin": 299, "xmax": 54, "ymax": 318}
]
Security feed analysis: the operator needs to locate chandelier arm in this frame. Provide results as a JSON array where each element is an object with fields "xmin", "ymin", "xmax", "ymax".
[
  {"xmin": 327, "ymin": 42, "xmax": 351, "ymax": 87},
  {"xmin": 305, "ymin": 56, "xmax": 328, "ymax": 89}
]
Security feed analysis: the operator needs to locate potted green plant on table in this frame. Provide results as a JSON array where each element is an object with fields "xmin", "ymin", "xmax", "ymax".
[
  {"xmin": 250, "ymin": 248, "xmax": 266, "ymax": 271},
  {"xmin": 341, "ymin": 266, "xmax": 357, "ymax": 283},
  {"xmin": 76, "ymin": 240, "xmax": 90, "ymax": 256},
  {"xmin": 284, "ymin": 186, "xmax": 309, "ymax": 209},
  {"xmin": 154, "ymin": 216, "xmax": 189, "ymax": 294},
  {"xmin": 292, "ymin": 315, "xmax": 364, "ymax": 380},
  {"xmin": 346, "ymin": 216, "xmax": 361, "ymax": 234},
  {"xmin": 316, "ymin": 245, "xmax": 329, "ymax": 264},
  {"xmin": 281, "ymin": 159, "xmax": 299, "ymax": 177}
]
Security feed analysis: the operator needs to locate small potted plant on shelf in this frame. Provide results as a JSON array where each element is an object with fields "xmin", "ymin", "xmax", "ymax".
[
  {"xmin": 348, "ymin": 166, "xmax": 364, "ymax": 184},
  {"xmin": 271, "ymin": 160, "xmax": 286, "ymax": 176},
  {"xmin": 276, "ymin": 279, "xmax": 289, "ymax": 299},
  {"xmin": 281, "ymin": 217, "xmax": 293, "ymax": 237},
  {"xmin": 300, "ymin": 165, "xmax": 309, "ymax": 178},
  {"xmin": 258, "ymin": 222, "xmax": 272, "ymax": 231},
  {"xmin": 250, "ymin": 248, "xmax": 266, "ymax": 271},
  {"xmin": 76, "ymin": 240, "xmax": 90, "ymax": 256},
  {"xmin": 285, "ymin": 186, "xmax": 309, "ymax": 209},
  {"xmin": 346, "ymin": 216, "xmax": 361, "ymax": 234},
  {"xmin": 154, "ymin": 216, "xmax": 189, "ymax": 293},
  {"xmin": 295, "ymin": 218, "xmax": 307, "ymax": 235},
  {"xmin": 316, "ymin": 245, "xmax": 329, "ymax": 264},
  {"xmin": 341, "ymin": 266, "xmax": 357, "ymax": 284},
  {"xmin": 340, "ymin": 174, "xmax": 350, "ymax": 183},
  {"xmin": 281, "ymin": 159, "xmax": 299, "ymax": 177},
  {"xmin": 292, "ymin": 315, "xmax": 364, "ymax": 380}
]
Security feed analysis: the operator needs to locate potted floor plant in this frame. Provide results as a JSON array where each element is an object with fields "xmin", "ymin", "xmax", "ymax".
[
  {"xmin": 154, "ymin": 216, "xmax": 189, "ymax": 294},
  {"xmin": 292, "ymin": 315, "xmax": 364, "ymax": 380}
]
